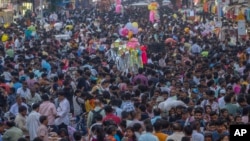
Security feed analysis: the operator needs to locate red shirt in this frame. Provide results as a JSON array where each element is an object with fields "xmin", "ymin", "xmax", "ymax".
[{"xmin": 103, "ymin": 113, "xmax": 121, "ymax": 125}]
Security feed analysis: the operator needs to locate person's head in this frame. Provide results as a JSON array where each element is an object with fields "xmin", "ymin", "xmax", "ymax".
[
  {"xmin": 172, "ymin": 122, "xmax": 182, "ymax": 132},
  {"xmin": 32, "ymin": 103, "xmax": 40, "ymax": 112},
  {"xmin": 73, "ymin": 131, "xmax": 82, "ymax": 141},
  {"xmin": 39, "ymin": 115, "xmax": 48, "ymax": 125},
  {"xmin": 18, "ymin": 105, "xmax": 27, "ymax": 116},
  {"xmin": 153, "ymin": 108, "xmax": 161, "ymax": 116},
  {"xmin": 183, "ymin": 125, "xmax": 193, "ymax": 136},
  {"xmin": 210, "ymin": 111, "xmax": 218, "ymax": 122},
  {"xmin": 58, "ymin": 128, "xmax": 68, "ymax": 137},
  {"xmin": 204, "ymin": 132, "xmax": 213, "ymax": 141},
  {"xmin": 220, "ymin": 109, "xmax": 229, "ymax": 118},
  {"xmin": 57, "ymin": 91, "xmax": 66, "ymax": 101},
  {"xmin": 194, "ymin": 108, "xmax": 203, "ymax": 121},
  {"xmin": 41, "ymin": 94, "xmax": 50, "ymax": 101},
  {"xmin": 133, "ymin": 123, "xmax": 143, "ymax": 133},
  {"xmin": 145, "ymin": 124, "xmax": 154, "ymax": 133},
  {"xmin": 215, "ymin": 120, "xmax": 225, "ymax": 133},
  {"xmin": 104, "ymin": 105, "xmax": 113, "ymax": 114},
  {"xmin": 235, "ymin": 115, "xmax": 242, "ymax": 123},
  {"xmin": 224, "ymin": 95, "xmax": 232, "ymax": 103},
  {"xmin": 181, "ymin": 136, "xmax": 191, "ymax": 141},
  {"xmin": 218, "ymin": 134, "xmax": 229, "ymax": 141},
  {"xmin": 22, "ymin": 81, "xmax": 28, "ymax": 89},
  {"xmin": 106, "ymin": 125, "xmax": 117, "ymax": 136},
  {"xmin": 16, "ymin": 95, "xmax": 22, "ymax": 105},
  {"xmin": 124, "ymin": 127, "xmax": 136, "ymax": 139},
  {"xmin": 206, "ymin": 90, "xmax": 215, "ymax": 101},
  {"xmin": 205, "ymin": 105, "xmax": 212, "ymax": 114},
  {"xmin": 153, "ymin": 120, "xmax": 163, "ymax": 132}
]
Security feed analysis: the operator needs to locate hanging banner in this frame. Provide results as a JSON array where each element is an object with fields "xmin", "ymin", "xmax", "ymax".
[{"xmin": 237, "ymin": 20, "xmax": 246, "ymax": 35}]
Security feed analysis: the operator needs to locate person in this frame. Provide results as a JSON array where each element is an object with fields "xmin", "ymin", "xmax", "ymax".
[
  {"xmin": 132, "ymin": 68, "xmax": 148, "ymax": 86},
  {"xmin": 27, "ymin": 88, "xmax": 41, "ymax": 106},
  {"xmin": 55, "ymin": 91, "xmax": 70, "ymax": 129},
  {"xmin": 87, "ymin": 99, "xmax": 105, "ymax": 128},
  {"xmin": 122, "ymin": 127, "xmax": 137, "ymax": 141},
  {"xmin": 15, "ymin": 105, "xmax": 28, "ymax": 136},
  {"xmin": 73, "ymin": 131, "xmax": 82, "ymax": 141},
  {"xmin": 151, "ymin": 108, "xmax": 162, "ymax": 125},
  {"xmin": 0, "ymin": 121, "xmax": 6, "ymax": 141},
  {"xmin": 9, "ymin": 95, "xmax": 29, "ymax": 116},
  {"xmin": 2, "ymin": 121, "xmax": 23, "ymax": 141},
  {"xmin": 103, "ymin": 105, "xmax": 121, "ymax": 125},
  {"xmin": 16, "ymin": 81, "xmax": 31, "ymax": 100},
  {"xmin": 39, "ymin": 94, "xmax": 57, "ymax": 132},
  {"xmin": 37, "ymin": 115, "xmax": 49, "ymax": 141},
  {"xmin": 166, "ymin": 122, "xmax": 184, "ymax": 141},
  {"xmin": 154, "ymin": 120, "xmax": 168, "ymax": 141},
  {"xmin": 139, "ymin": 124, "xmax": 159, "ymax": 141},
  {"xmin": 26, "ymin": 103, "xmax": 41, "ymax": 141},
  {"xmin": 191, "ymin": 121, "xmax": 204, "ymax": 141},
  {"xmin": 72, "ymin": 89, "xmax": 85, "ymax": 122},
  {"xmin": 106, "ymin": 125, "xmax": 117, "ymax": 141}
]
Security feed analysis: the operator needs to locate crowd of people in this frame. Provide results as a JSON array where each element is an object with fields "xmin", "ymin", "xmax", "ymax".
[{"xmin": 0, "ymin": 2, "xmax": 249, "ymax": 141}]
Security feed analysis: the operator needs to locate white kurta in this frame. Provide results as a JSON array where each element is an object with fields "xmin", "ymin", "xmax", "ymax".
[
  {"xmin": 26, "ymin": 111, "xmax": 41, "ymax": 141},
  {"xmin": 55, "ymin": 98, "xmax": 70, "ymax": 126}
]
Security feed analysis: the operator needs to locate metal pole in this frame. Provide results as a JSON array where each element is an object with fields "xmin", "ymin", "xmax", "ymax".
[{"xmin": 40, "ymin": 0, "xmax": 43, "ymax": 18}]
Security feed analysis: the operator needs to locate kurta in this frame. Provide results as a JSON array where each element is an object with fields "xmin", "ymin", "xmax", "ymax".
[{"xmin": 26, "ymin": 111, "xmax": 41, "ymax": 140}]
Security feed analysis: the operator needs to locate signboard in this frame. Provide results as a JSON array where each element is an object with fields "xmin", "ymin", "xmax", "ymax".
[{"xmin": 238, "ymin": 20, "xmax": 246, "ymax": 35}]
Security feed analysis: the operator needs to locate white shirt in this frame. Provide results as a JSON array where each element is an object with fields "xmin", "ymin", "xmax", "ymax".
[
  {"xmin": 55, "ymin": 98, "xmax": 70, "ymax": 125},
  {"xmin": 17, "ymin": 87, "xmax": 31, "ymax": 99},
  {"xmin": 218, "ymin": 96, "xmax": 226, "ymax": 109},
  {"xmin": 9, "ymin": 103, "xmax": 29, "ymax": 116},
  {"xmin": 26, "ymin": 111, "xmax": 41, "ymax": 140}
]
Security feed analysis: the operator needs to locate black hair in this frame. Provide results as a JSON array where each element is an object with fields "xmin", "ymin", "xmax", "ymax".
[
  {"xmin": 73, "ymin": 131, "xmax": 82, "ymax": 141},
  {"xmin": 39, "ymin": 115, "xmax": 47, "ymax": 123},
  {"xmin": 18, "ymin": 105, "xmax": 27, "ymax": 113},
  {"xmin": 183, "ymin": 125, "xmax": 193, "ymax": 136},
  {"xmin": 32, "ymin": 103, "xmax": 40, "ymax": 110},
  {"xmin": 153, "ymin": 120, "xmax": 163, "ymax": 131},
  {"xmin": 17, "ymin": 138, "xmax": 27, "ymax": 141},
  {"xmin": 153, "ymin": 108, "xmax": 161, "ymax": 116},
  {"xmin": 41, "ymin": 94, "xmax": 49, "ymax": 101},
  {"xmin": 32, "ymin": 137, "xmax": 43, "ymax": 141},
  {"xmin": 145, "ymin": 124, "xmax": 154, "ymax": 132},
  {"xmin": 133, "ymin": 123, "xmax": 142, "ymax": 132}
]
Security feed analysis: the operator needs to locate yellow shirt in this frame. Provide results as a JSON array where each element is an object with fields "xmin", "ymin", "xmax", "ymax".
[{"xmin": 154, "ymin": 132, "xmax": 168, "ymax": 141}]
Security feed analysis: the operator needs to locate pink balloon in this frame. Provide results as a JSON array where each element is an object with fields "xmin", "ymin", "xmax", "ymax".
[
  {"xmin": 122, "ymin": 28, "xmax": 129, "ymax": 36},
  {"xmin": 119, "ymin": 28, "xmax": 123, "ymax": 36},
  {"xmin": 149, "ymin": 11, "xmax": 155, "ymax": 23},
  {"xmin": 116, "ymin": 5, "xmax": 122, "ymax": 14}
]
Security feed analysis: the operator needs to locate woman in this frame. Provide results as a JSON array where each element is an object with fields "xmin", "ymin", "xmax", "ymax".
[
  {"xmin": 204, "ymin": 105, "xmax": 212, "ymax": 122},
  {"xmin": 90, "ymin": 125, "xmax": 105, "ymax": 141},
  {"xmin": 217, "ymin": 134, "xmax": 229, "ymax": 141},
  {"xmin": 122, "ymin": 127, "xmax": 136, "ymax": 141}
]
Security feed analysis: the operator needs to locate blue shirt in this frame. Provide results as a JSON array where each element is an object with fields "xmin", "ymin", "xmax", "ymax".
[
  {"xmin": 151, "ymin": 116, "xmax": 161, "ymax": 125},
  {"xmin": 139, "ymin": 132, "xmax": 159, "ymax": 141}
]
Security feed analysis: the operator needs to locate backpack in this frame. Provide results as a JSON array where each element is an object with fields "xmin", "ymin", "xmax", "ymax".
[{"xmin": 91, "ymin": 109, "xmax": 102, "ymax": 125}]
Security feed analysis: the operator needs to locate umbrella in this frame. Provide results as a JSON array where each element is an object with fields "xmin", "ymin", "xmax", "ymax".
[{"xmin": 131, "ymin": 2, "xmax": 149, "ymax": 6}]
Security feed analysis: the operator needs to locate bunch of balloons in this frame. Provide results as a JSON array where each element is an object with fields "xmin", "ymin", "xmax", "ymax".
[
  {"xmin": 115, "ymin": 0, "xmax": 123, "ymax": 14},
  {"xmin": 25, "ymin": 25, "xmax": 36, "ymax": 39},
  {"xmin": 119, "ymin": 22, "xmax": 139, "ymax": 39},
  {"xmin": 148, "ymin": 2, "xmax": 160, "ymax": 23}
]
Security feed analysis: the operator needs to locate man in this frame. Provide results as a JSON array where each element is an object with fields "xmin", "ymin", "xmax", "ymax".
[
  {"xmin": 9, "ymin": 95, "xmax": 28, "ymax": 116},
  {"xmin": 166, "ymin": 122, "xmax": 185, "ymax": 141},
  {"xmin": 200, "ymin": 90, "xmax": 219, "ymax": 114},
  {"xmin": 55, "ymin": 91, "xmax": 70, "ymax": 131},
  {"xmin": 27, "ymin": 88, "xmax": 41, "ymax": 106},
  {"xmin": 133, "ymin": 68, "xmax": 148, "ymax": 86},
  {"xmin": 26, "ymin": 103, "xmax": 41, "ymax": 141},
  {"xmin": 154, "ymin": 120, "xmax": 168, "ymax": 141},
  {"xmin": 37, "ymin": 116, "xmax": 49, "ymax": 141},
  {"xmin": 139, "ymin": 124, "xmax": 159, "ymax": 141},
  {"xmin": 87, "ymin": 99, "xmax": 105, "ymax": 128},
  {"xmin": 151, "ymin": 108, "xmax": 162, "ymax": 125},
  {"xmin": 16, "ymin": 81, "xmax": 31, "ymax": 100},
  {"xmin": 39, "ymin": 94, "xmax": 57, "ymax": 132},
  {"xmin": 14, "ymin": 105, "xmax": 28, "ymax": 136},
  {"xmin": 102, "ymin": 105, "xmax": 121, "ymax": 125},
  {"xmin": 191, "ymin": 121, "xmax": 204, "ymax": 141},
  {"xmin": 223, "ymin": 95, "xmax": 239, "ymax": 116},
  {"xmin": 2, "ymin": 121, "xmax": 23, "ymax": 141}
]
